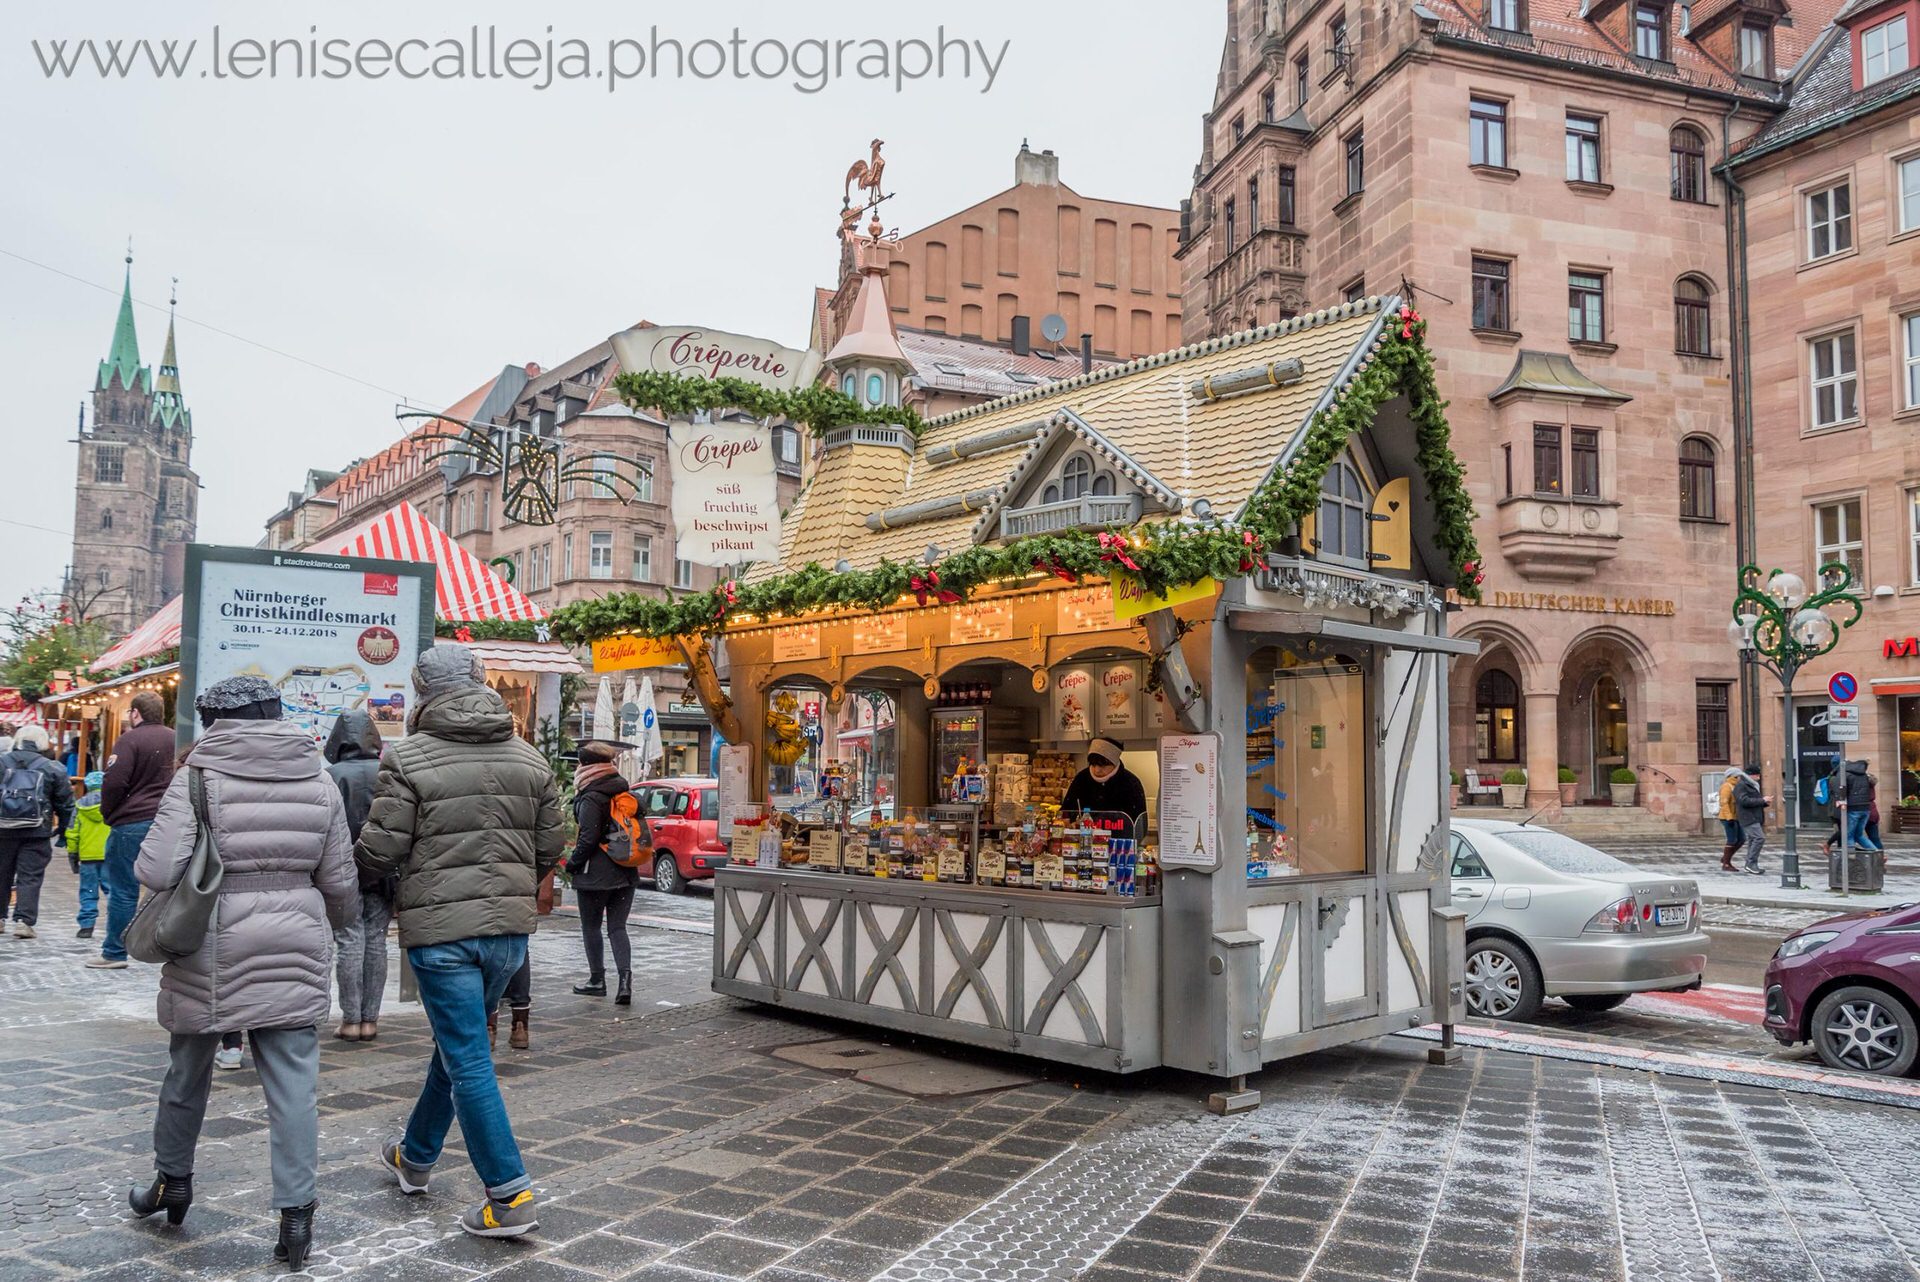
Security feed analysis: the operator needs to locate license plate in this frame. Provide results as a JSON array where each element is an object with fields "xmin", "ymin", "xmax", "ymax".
[{"xmin": 1655, "ymin": 904, "xmax": 1687, "ymax": 927}]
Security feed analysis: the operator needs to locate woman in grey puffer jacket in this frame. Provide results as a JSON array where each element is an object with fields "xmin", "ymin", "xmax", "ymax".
[{"xmin": 130, "ymin": 676, "xmax": 356, "ymax": 1272}]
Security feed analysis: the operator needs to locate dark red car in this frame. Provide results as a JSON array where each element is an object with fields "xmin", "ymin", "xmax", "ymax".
[
  {"xmin": 1764, "ymin": 901, "xmax": 1920, "ymax": 1076},
  {"xmin": 631, "ymin": 777, "xmax": 728, "ymax": 894}
]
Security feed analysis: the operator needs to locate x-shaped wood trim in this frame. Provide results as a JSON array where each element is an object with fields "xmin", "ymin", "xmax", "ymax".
[
  {"xmin": 787, "ymin": 896, "xmax": 845, "ymax": 998},
  {"xmin": 1022, "ymin": 919, "xmax": 1106, "ymax": 1046},
  {"xmin": 723, "ymin": 890, "xmax": 775, "ymax": 984},
  {"xmin": 854, "ymin": 901, "xmax": 918, "ymax": 1008},
  {"xmin": 932, "ymin": 910, "xmax": 1006, "ymax": 1028}
]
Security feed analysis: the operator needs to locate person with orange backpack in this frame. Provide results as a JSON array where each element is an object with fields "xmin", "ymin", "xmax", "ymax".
[{"xmin": 565, "ymin": 742, "xmax": 644, "ymax": 1006}]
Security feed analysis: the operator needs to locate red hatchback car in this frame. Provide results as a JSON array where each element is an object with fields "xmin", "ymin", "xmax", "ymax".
[
  {"xmin": 631, "ymin": 777, "xmax": 729, "ymax": 894},
  {"xmin": 1764, "ymin": 900, "xmax": 1920, "ymax": 1076}
]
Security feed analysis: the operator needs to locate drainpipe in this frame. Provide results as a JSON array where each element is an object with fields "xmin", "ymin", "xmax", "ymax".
[{"xmin": 1721, "ymin": 103, "xmax": 1762, "ymax": 767}]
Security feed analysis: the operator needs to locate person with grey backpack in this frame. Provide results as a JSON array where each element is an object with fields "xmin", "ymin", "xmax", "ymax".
[
  {"xmin": 127, "ymin": 676, "xmax": 357, "ymax": 1272},
  {"xmin": 0, "ymin": 724, "xmax": 76, "ymax": 939}
]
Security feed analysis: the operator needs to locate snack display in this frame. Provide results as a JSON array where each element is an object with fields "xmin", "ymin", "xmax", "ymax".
[{"xmin": 975, "ymin": 806, "xmax": 1157, "ymax": 897}]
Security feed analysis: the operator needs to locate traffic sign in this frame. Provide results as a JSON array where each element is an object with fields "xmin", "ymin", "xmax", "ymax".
[
  {"xmin": 1829, "ymin": 672, "xmax": 1858, "ymax": 703},
  {"xmin": 1827, "ymin": 703, "xmax": 1861, "ymax": 742}
]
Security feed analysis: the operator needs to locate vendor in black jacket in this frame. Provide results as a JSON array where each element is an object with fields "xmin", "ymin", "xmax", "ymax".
[
  {"xmin": 566, "ymin": 742, "xmax": 637, "ymax": 1005},
  {"xmin": 1061, "ymin": 738, "xmax": 1148, "ymax": 826}
]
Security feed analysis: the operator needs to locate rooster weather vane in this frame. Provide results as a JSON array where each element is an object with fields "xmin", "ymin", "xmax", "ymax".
[
  {"xmin": 399, "ymin": 409, "xmax": 654, "ymax": 528},
  {"xmin": 839, "ymin": 138, "xmax": 892, "ymax": 243}
]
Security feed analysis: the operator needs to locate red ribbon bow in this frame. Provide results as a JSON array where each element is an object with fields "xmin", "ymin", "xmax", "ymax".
[
  {"xmin": 1238, "ymin": 529, "xmax": 1265, "ymax": 573},
  {"xmin": 1097, "ymin": 532, "xmax": 1140, "ymax": 572},
  {"xmin": 454, "ymin": 626, "xmax": 473, "ymax": 643},
  {"xmin": 1461, "ymin": 559, "xmax": 1486, "ymax": 587},
  {"xmin": 910, "ymin": 570, "xmax": 961, "ymax": 606},
  {"xmin": 1398, "ymin": 304, "xmax": 1423, "ymax": 340},
  {"xmin": 713, "ymin": 579, "xmax": 739, "ymax": 621},
  {"xmin": 1033, "ymin": 557, "xmax": 1078, "ymax": 584}
]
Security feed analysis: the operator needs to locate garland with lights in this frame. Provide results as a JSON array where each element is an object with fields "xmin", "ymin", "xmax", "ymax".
[
  {"xmin": 549, "ymin": 309, "xmax": 1482, "ymax": 647},
  {"xmin": 435, "ymin": 619, "xmax": 546, "ymax": 643},
  {"xmin": 613, "ymin": 371, "xmax": 930, "ymax": 440}
]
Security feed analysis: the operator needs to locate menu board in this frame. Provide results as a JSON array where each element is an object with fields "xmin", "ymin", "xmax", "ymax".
[
  {"xmin": 1158, "ymin": 732, "xmax": 1220, "ymax": 870},
  {"xmin": 1097, "ymin": 661, "xmax": 1140, "ymax": 735},
  {"xmin": 808, "ymin": 829, "xmax": 842, "ymax": 870},
  {"xmin": 848, "ymin": 614, "xmax": 908, "ymax": 654},
  {"xmin": 772, "ymin": 624, "xmax": 821, "ymax": 662},
  {"xmin": 731, "ymin": 825, "xmax": 763, "ymax": 865},
  {"xmin": 1056, "ymin": 585, "xmax": 1119, "ymax": 634},
  {"xmin": 1051, "ymin": 666, "xmax": 1094, "ymax": 739},
  {"xmin": 950, "ymin": 601, "xmax": 1014, "ymax": 644}
]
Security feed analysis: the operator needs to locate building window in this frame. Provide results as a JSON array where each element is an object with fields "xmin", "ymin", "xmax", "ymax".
[
  {"xmin": 1815, "ymin": 498, "xmax": 1865, "ymax": 582},
  {"xmin": 1488, "ymin": 0, "xmax": 1525, "ymax": 32},
  {"xmin": 866, "ymin": 373, "xmax": 885, "ymax": 405},
  {"xmin": 101, "ymin": 510, "xmax": 113, "ymax": 530},
  {"xmin": 1344, "ymin": 278, "xmax": 1366, "ymax": 303},
  {"xmin": 1634, "ymin": 2, "xmax": 1668, "ymax": 59},
  {"xmin": 1533, "ymin": 425, "xmax": 1563, "ymax": 495},
  {"xmin": 1908, "ymin": 490, "xmax": 1920, "ymax": 584},
  {"xmin": 635, "ymin": 458, "xmax": 655, "ymax": 502},
  {"xmin": 1571, "ymin": 428, "xmax": 1600, "ymax": 498},
  {"xmin": 1739, "ymin": 20, "xmax": 1773, "ymax": 75},
  {"xmin": 1565, "ymin": 113, "xmax": 1603, "ymax": 183},
  {"xmin": 1061, "ymin": 453, "xmax": 1093, "ymax": 501},
  {"xmin": 1696, "ymin": 683, "xmax": 1731, "ymax": 766},
  {"xmin": 1568, "ymin": 271, "xmax": 1606, "ymax": 344},
  {"xmin": 1316, "ymin": 459, "xmax": 1370, "ymax": 563},
  {"xmin": 1232, "ymin": 115, "xmax": 1246, "ymax": 145},
  {"xmin": 1863, "ymin": 15, "xmax": 1910, "ymax": 85},
  {"xmin": 1329, "ymin": 14, "xmax": 1349, "ymax": 62},
  {"xmin": 1806, "ymin": 181, "xmax": 1853, "ymax": 260},
  {"xmin": 1470, "ymin": 97, "xmax": 1509, "ymax": 167},
  {"xmin": 777, "ymin": 429, "xmax": 799, "ymax": 465},
  {"xmin": 93, "ymin": 443, "xmax": 125, "ymax": 484},
  {"xmin": 1503, "ymin": 443, "xmax": 1514, "ymax": 496},
  {"xmin": 562, "ymin": 533, "xmax": 573, "ymax": 580},
  {"xmin": 1674, "ymin": 276, "xmax": 1712, "ymax": 355},
  {"xmin": 841, "ymin": 372, "xmax": 856, "ymax": 398},
  {"xmin": 1247, "ymin": 645, "xmax": 1368, "ymax": 875},
  {"xmin": 632, "ymin": 534, "xmax": 653, "ymax": 582},
  {"xmin": 1471, "ymin": 257, "xmax": 1511, "ymax": 330},
  {"xmin": 1248, "ymin": 176, "xmax": 1260, "ymax": 234},
  {"xmin": 674, "ymin": 557, "xmax": 695, "ymax": 589},
  {"xmin": 1670, "ymin": 126, "xmax": 1708, "ymax": 202},
  {"xmin": 1899, "ymin": 156, "xmax": 1920, "ymax": 234},
  {"xmin": 1476, "ymin": 669, "xmax": 1523, "ymax": 761},
  {"xmin": 1680, "ymin": 437, "xmax": 1716, "ymax": 519},
  {"xmin": 1224, "ymin": 197, "xmax": 1237, "ymax": 254},
  {"xmin": 588, "ymin": 531, "xmax": 614, "ymax": 579},
  {"xmin": 1278, "ymin": 166, "xmax": 1297, "ymax": 224},
  {"xmin": 1344, "ymin": 127, "xmax": 1365, "ymax": 196},
  {"xmin": 1809, "ymin": 331, "xmax": 1859, "ymax": 428},
  {"xmin": 1905, "ymin": 313, "xmax": 1920, "ymax": 410},
  {"xmin": 1294, "ymin": 52, "xmax": 1310, "ymax": 107},
  {"xmin": 1261, "ymin": 86, "xmax": 1277, "ymax": 122}
]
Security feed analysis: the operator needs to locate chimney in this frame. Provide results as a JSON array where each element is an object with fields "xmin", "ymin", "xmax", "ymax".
[
  {"xmin": 1080, "ymin": 334, "xmax": 1094, "ymax": 374},
  {"xmin": 1011, "ymin": 316, "xmax": 1032, "ymax": 356},
  {"xmin": 1014, "ymin": 140, "xmax": 1061, "ymax": 187}
]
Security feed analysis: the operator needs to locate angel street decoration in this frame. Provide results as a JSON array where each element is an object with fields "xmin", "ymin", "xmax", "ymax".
[{"xmin": 398, "ymin": 408, "xmax": 655, "ymax": 527}]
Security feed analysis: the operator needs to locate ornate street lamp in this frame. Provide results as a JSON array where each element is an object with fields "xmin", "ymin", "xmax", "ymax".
[{"xmin": 1728, "ymin": 562, "xmax": 1862, "ymax": 888}]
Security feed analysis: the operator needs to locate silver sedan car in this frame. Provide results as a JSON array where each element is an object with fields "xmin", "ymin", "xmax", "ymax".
[{"xmin": 1451, "ymin": 819, "xmax": 1708, "ymax": 1021}]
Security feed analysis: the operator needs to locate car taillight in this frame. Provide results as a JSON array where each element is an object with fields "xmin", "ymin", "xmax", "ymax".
[
  {"xmin": 1641, "ymin": 903, "xmax": 1654, "ymax": 922},
  {"xmin": 1585, "ymin": 896, "xmax": 1640, "ymax": 934}
]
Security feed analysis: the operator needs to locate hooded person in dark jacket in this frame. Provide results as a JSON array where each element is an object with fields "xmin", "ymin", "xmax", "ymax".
[
  {"xmin": 324, "ymin": 710, "xmax": 392, "ymax": 1042},
  {"xmin": 0, "ymin": 724, "xmax": 77, "ymax": 939},
  {"xmin": 565, "ymin": 742, "xmax": 638, "ymax": 1006},
  {"xmin": 1732, "ymin": 764, "xmax": 1770, "ymax": 875},
  {"xmin": 1837, "ymin": 759, "xmax": 1883, "ymax": 852}
]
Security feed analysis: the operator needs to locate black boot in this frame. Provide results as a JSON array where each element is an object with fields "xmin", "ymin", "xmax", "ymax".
[
  {"xmin": 572, "ymin": 974, "xmax": 607, "ymax": 996},
  {"xmin": 615, "ymin": 972, "xmax": 632, "ymax": 1006},
  {"xmin": 275, "ymin": 1200, "xmax": 315, "ymax": 1272},
  {"xmin": 129, "ymin": 1172, "xmax": 193, "ymax": 1225}
]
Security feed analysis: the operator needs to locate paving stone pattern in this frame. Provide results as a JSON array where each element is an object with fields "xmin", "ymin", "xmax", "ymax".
[{"xmin": 4, "ymin": 890, "xmax": 1920, "ymax": 1282}]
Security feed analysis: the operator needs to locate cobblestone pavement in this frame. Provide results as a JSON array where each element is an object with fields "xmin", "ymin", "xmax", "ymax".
[{"xmin": 5, "ymin": 875, "xmax": 1920, "ymax": 1282}]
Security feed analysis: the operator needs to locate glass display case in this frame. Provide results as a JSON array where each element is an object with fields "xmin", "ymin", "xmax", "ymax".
[{"xmin": 932, "ymin": 708, "xmax": 987, "ymax": 803}]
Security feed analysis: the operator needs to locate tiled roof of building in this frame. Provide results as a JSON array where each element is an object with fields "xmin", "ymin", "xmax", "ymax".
[
  {"xmin": 754, "ymin": 299, "xmax": 1393, "ymax": 580},
  {"xmin": 1733, "ymin": 31, "xmax": 1920, "ymax": 160},
  {"xmin": 898, "ymin": 329, "xmax": 1120, "ymax": 402}
]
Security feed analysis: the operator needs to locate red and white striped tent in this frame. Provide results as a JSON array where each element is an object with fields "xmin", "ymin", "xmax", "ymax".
[
  {"xmin": 90, "ymin": 596, "xmax": 183, "ymax": 673},
  {"xmin": 323, "ymin": 501, "xmax": 544, "ymax": 622}
]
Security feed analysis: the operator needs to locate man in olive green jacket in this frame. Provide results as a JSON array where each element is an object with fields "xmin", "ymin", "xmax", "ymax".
[{"xmin": 356, "ymin": 643, "xmax": 563, "ymax": 1240}]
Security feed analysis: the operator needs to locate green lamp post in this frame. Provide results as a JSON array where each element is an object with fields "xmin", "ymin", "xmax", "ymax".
[{"xmin": 1728, "ymin": 562, "xmax": 1863, "ymax": 889}]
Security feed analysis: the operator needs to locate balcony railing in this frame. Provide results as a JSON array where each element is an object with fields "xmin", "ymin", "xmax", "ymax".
[{"xmin": 1000, "ymin": 493, "xmax": 1142, "ymax": 539}]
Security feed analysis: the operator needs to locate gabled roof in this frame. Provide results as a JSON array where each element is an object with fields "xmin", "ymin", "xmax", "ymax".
[{"xmin": 965, "ymin": 409, "xmax": 1186, "ymax": 544}]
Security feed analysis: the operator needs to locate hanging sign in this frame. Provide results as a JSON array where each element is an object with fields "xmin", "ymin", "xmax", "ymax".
[
  {"xmin": 1097, "ymin": 661, "xmax": 1140, "ymax": 735},
  {"xmin": 1052, "ymin": 666, "xmax": 1094, "ymax": 739},
  {"xmin": 950, "ymin": 600, "xmax": 1014, "ymax": 645},
  {"xmin": 668, "ymin": 419, "xmax": 781, "ymax": 567},
  {"xmin": 592, "ymin": 634, "xmax": 684, "ymax": 673},
  {"xmin": 772, "ymin": 624, "xmax": 821, "ymax": 662},
  {"xmin": 716, "ymin": 743, "xmax": 754, "ymax": 833},
  {"xmin": 1111, "ymin": 574, "xmax": 1220, "ymax": 622},
  {"xmin": 608, "ymin": 325, "xmax": 823, "ymax": 393},
  {"xmin": 1158, "ymin": 732, "xmax": 1220, "ymax": 870},
  {"xmin": 848, "ymin": 614, "xmax": 909, "ymax": 654},
  {"xmin": 1056, "ymin": 585, "xmax": 1120, "ymax": 634}
]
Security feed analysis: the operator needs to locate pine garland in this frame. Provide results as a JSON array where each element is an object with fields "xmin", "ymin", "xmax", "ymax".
[
  {"xmin": 614, "ymin": 371, "xmax": 930, "ymax": 440},
  {"xmin": 550, "ymin": 310, "xmax": 1483, "ymax": 647},
  {"xmin": 435, "ymin": 619, "xmax": 545, "ymax": 642}
]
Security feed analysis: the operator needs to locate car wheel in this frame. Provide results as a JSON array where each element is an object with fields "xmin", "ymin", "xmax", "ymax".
[
  {"xmin": 1463, "ymin": 937, "xmax": 1543, "ymax": 1022},
  {"xmin": 1563, "ymin": 993, "xmax": 1631, "ymax": 1013},
  {"xmin": 652, "ymin": 852, "xmax": 685, "ymax": 896},
  {"xmin": 1810, "ymin": 985, "xmax": 1919, "ymax": 1076}
]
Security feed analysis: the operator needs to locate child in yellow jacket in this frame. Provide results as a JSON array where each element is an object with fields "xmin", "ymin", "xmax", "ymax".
[{"xmin": 67, "ymin": 770, "xmax": 108, "ymax": 939}]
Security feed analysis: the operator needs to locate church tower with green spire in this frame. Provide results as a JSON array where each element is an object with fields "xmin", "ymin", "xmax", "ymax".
[{"xmin": 68, "ymin": 250, "xmax": 199, "ymax": 635}]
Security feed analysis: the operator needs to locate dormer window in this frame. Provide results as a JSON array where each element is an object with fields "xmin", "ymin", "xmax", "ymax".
[
  {"xmin": 1316, "ymin": 458, "xmax": 1371, "ymax": 565},
  {"xmin": 1488, "ymin": 0, "xmax": 1526, "ymax": 33},
  {"xmin": 866, "ymin": 373, "xmax": 886, "ymax": 405},
  {"xmin": 1634, "ymin": 2, "xmax": 1668, "ymax": 60},
  {"xmin": 1061, "ymin": 453, "xmax": 1093, "ymax": 500},
  {"xmin": 1863, "ymin": 15, "xmax": 1910, "ymax": 85},
  {"xmin": 841, "ymin": 372, "xmax": 857, "ymax": 398},
  {"xmin": 1738, "ymin": 19, "xmax": 1773, "ymax": 76}
]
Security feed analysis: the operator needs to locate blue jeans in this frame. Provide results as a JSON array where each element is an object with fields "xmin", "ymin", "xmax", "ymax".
[
  {"xmin": 402, "ymin": 935, "xmax": 531, "ymax": 1198},
  {"xmin": 76, "ymin": 860, "xmax": 103, "ymax": 930},
  {"xmin": 101, "ymin": 821, "xmax": 151, "ymax": 962},
  {"xmin": 1846, "ymin": 808, "xmax": 1882, "ymax": 851}
]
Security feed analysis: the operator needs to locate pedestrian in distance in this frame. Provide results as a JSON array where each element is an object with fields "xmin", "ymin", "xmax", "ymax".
[
  {"xmin": 356, "ymin": 643, "xmax": 563, "ymax": 1240},
  {"xmin": 566, "ymin": 741, "xmax": 637, "ymax": 1006},
  {"xmin": 67, "ymin": 769, "xmax": 110, "ymax": 937},
  {"xmin": 323, "ymin": 709, "xmax": 394, "ymax": 1042},
  {"xmin": 128, "ymin": 675, "xmax": 357, "ymax": 1273},
  {"xmin": 1733, "ymin": 762, "xmax": 1771, "ymax": 875},
  {"xmin": 89, "ymin": 690, "xmax": 177, "ymax": 969},
  {"xmin": 1842, "ymin": 759, "xmax": 1883, "ymax": 852},
  {"xmin": 0, "ymin": 724, "xmax": 77, "ymax": 939},
  {"xmin": 1716, "ymin": 766, "xmax": 1742, "ymax": 872}
]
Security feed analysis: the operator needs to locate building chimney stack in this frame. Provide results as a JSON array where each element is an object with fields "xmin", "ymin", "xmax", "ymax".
[
  {"xmin": 1011, "ymin": 316, "xmax": 1032, "ymax": 356},
  {"xmin": 1015, "ymin": 141, "xmax": 1061, "ymax": 187}
]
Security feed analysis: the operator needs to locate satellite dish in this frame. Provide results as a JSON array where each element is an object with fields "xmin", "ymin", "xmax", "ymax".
[{"xmin": 1040, "ymin": 313, "xmax": 1069, "ymax": 344}]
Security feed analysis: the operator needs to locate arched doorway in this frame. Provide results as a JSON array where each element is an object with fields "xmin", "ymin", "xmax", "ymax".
[
  {"xmin": 1558, "ymin": 632, "xmax": 1645, "ymax": 804},
  {"xmin": 1589, "ymin": 672, "xmax": 1629, "ymax": 798},
  {"xmin": 1474, "ymin": 668, "xmax": 1523, "ymax": 765}
]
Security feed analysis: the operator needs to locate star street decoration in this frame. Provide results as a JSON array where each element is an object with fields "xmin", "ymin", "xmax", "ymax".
[{"xmin": 399, "ymin": 409, "xmax": 655, "ymax": 527}]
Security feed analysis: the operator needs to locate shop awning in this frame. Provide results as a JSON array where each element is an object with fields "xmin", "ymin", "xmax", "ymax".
[
  {"xmin": 1227, "ymin": 607, "xmax": 1481, "ymax": 656},
  {"xmin": 323, "ymin": 501, "xmax": 545, "ymax": 622},
  {"xmin": 1868, "ymin": 678, "xmax": 1920, "ymax": 697},
  {"xmin": 42, "ymin": 662, "xmax": 181, "ymax": 707},
  {"xmin": 90, "ymin": 596, "xmax": 183, "ymax": 672},
  {"xmin": 0, "ymin": 705, "xmax": 43, "ymax": 729},
  {"xmin": 464, "ymin": 640, "xmax": 582, "ymax": 675}
]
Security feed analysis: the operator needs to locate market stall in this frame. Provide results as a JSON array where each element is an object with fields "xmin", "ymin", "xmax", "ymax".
[
  {"xmin": 551, "ymin": 294, "xmax": 1484, "ymax": 1105},
  {"xmin": 36, "ymin": 597, "xmax": 184, "ymax": 775}
]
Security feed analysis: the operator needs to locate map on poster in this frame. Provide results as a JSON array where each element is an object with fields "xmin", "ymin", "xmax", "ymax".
[{"xmin": 181, "ymin": 546, "xmax": 435, "ymax": 749}]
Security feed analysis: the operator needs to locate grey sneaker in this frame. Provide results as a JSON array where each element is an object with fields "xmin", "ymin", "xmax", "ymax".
[
  {"xmin": 12, "ymin": 922, "xmax": 35, "ymax": 939},
  {"xmin": 460, "ymin": 1189, "xmax": 537, "ymax": 1238},
  {"xmin": 86, "ymin": 957, "xmax": 129, "ymax": 970},
  {"xmin": 381, "ymin": 1141, "xmax": 431, "ymax": 1195},
  {"xmin": 213, "ymin": 1046, "xmax": 243, "ymax": 1071}
]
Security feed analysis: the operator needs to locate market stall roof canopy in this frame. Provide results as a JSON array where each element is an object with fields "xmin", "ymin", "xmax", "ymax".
[
  {"xmin": 759, "ymin": 298, "xmax": 1397, "ymax": 579},
  {"xmin": 322, "ymin": 501, "xmax": 545, "ymax": 622},
  {"xmin": 90, "ymin": 595, "xmax": 182, "ymax": 672},
  {"xmin": 464, "ymin": 639, "xmax": 582, "ymax": 675}
]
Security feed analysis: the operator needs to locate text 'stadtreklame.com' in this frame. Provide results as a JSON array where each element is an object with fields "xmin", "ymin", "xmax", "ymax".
[{"xmin": 31, "ymin": 26, "xmax": 1015, "ymax": 94}]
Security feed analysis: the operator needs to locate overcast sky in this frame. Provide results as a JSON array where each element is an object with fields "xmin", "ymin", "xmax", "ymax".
[{"xmin": 0, "ymin": 0, "xmax": 1221, "ymax": 620}]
